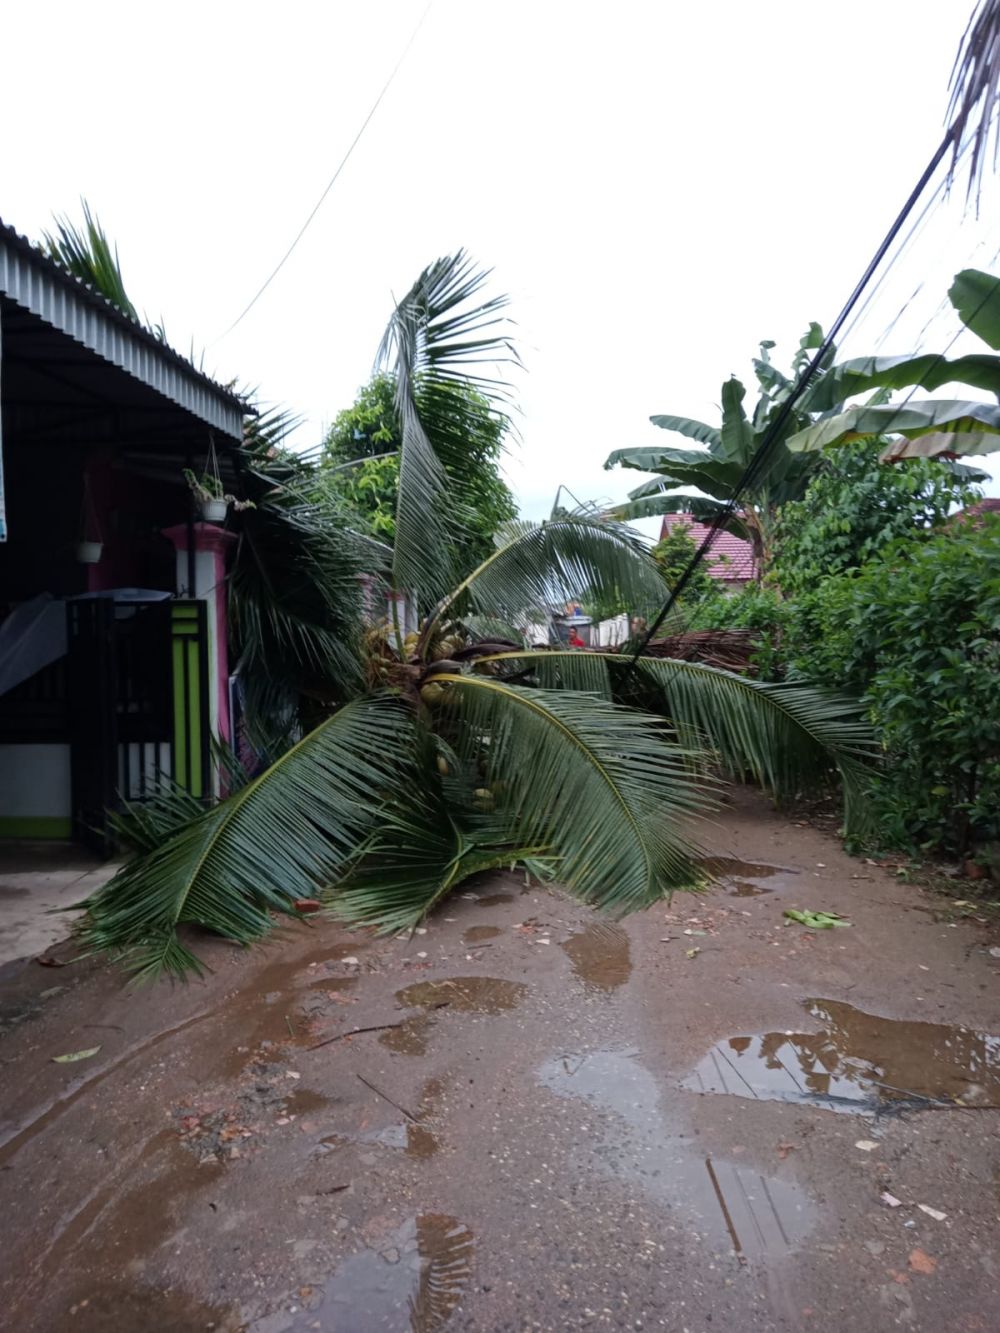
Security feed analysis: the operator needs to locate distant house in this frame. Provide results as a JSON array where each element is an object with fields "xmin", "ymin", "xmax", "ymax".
[
  {"xmin": 658, "ymin": 513, "xmax": 757, "ymax": 591},
  {"xmin": 0, "ymin": 219, "xmax": 252, "ymax": 851},
  {"xmin": 952, "ymin": 497, "xmax": 1000, "ymax": 526}
]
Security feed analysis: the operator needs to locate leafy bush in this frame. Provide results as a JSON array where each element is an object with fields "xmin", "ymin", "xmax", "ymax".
[
  {"xmin": 773, "ymin": 441, "xmax": 981, "ymax": 595},
  {"xmin": 786, "ymin": 514, "xmax": 1000, "ymax": 855}
]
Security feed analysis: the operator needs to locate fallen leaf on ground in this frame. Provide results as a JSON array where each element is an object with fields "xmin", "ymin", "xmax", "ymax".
[
  {"xmin": 783, "ymin": 909, "xmax": 852, "ymax": 929},
  {"xmin": 36, "ymin": 956, "xmax": 67, "ymax": 968},
  {"xmin": 685, "ymin": 948, "xmax": 701, "ymax": 959},
  {"xmin": 52, "ymin": 1047, "xmax": 101, "ymax": 1063},
  {"xmin": 916, "ymin": 1204, "xmax": 948, "ymax": 1221},
  {"xmin": 777, "ymin": 1141, "xmax": 796, "ymax": 1160},
  {"xmin": 293, "ymin": 898, "xmax": 322, "ymax": 914},
  {"xmin": 908, "ymin": 1248, "xmax": 937, "ymax": 1275},
  {"xmin": 855, "ymin": 1140, "xmax": 879, "ymax": 1152}
]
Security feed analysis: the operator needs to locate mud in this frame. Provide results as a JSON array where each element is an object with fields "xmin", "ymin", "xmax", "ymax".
[
  {"xmin": 685, "ymin": 998, "xmax": 1000, "ymax": 1112},
  {"xmin": 2, "ymin": 787, "xmax": 999, "ymax": 1332},
  {"xmin": 539, "ymin": 1049, "xmax": 812, "ymax": 1259},
  {"xmin": 559, "ymin": 921, "xmax": 632, "ymax": 991},
  {"xmin": 395, "ymin": 976, "xmax": 528, "ymax": 1013},
  {"xmin": 260, "ymin": 1213, "xmax": 474, "ymax": 1333},
  {"xmin": 462, "ymin": 925, "xmax": 502, "ymax": 944}
]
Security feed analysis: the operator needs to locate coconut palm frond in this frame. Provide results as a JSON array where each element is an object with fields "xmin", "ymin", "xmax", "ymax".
[
  {"xmin": 432, "ymin": 676, "xmax": 708, "ymax": 911},
  {"xmin": 41, "ymin": 199, "xmax": 140, "ymax": 322},
  {"xmin": 946, "ymin": 0, "xmax": 1000, "ymax": 206},
  {"xmin": 377, "ymin": 251, "xmax": 518, "ymax": 601},
  {"xmin": 468, "ymin": 649, "xmax": 877, "ymax": 835},
  {"xmin": 77, "ymin": 694, "xmax": 416, "ymax": 980},
  {"xmin": 423, "ymin": 514, "xmax": 665, "ymax": 643},
  {"xmin": 229, "ymin": 463, "xmax": 386, "ymax": 719},
  {"xmin": 530, "ymin": 651, "xmax": 612, "ymax": 699},
  {"xmin": 632, "ymin": 657, "xmax": 876, "ymax": 832}
]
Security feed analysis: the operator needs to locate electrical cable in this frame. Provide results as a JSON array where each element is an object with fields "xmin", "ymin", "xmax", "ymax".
[
  {"xmin": 212, "ymin": 2, "xmax": 433, "ymax": 344},
  {"xmin": 626, "ymin": 127, "xmax": 961, "ymax": 669}
]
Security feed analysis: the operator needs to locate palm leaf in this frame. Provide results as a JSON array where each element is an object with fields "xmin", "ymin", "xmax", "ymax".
[
  {"xmin": 803, "ymin": 351, "xmax": 1000, "ymax": 412},
  {"xmin": 945, "ymin": 0, "xmax": 1000, "ymax": 206},
  {"xmin": 632, "ymin": 657, "xmax": 875, "ymax": 833},
  {"xmin": 720, "ymin": 377, "xmax": 754, "ymax": 464},
  {"xmin": 949, "ymin": 268, "xmax": 1000, "ymax": 348},
  {"xmin": 433, "ymin": 675, "xmax": 708, "ymax": 910},
  {"xmin": 469, "ymin": 650, "xmax": 876, "ymax": 835},
  {"xmin": 647, "ymin": 416, "xmax": 723, "ymax": 449},
  {"xmin": 605, "ymin": 443, "xmax": 721, "ymax": 473},
  {"xmin": 421, "ymin": 513, "xmax": 667, "ymax": 645},
  {"xmin": 787, "ymin": 399, "xmax": 1000, "ymax": 454},
  {"xmin": 377, "ymin": 251, "xmax": 517, "ymax": 601},
  {"xmin": 77, "ymin": 694, "xmax": 416, "ymax": 979},
  {"xmin": 42, "ymin": 199, "xmax": 140, "ymax": 322}
]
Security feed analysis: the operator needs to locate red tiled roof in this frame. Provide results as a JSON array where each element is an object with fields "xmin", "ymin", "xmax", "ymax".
[{"xmin": 658, "ymin": 513, "xmax": 757, "ymax": 581}]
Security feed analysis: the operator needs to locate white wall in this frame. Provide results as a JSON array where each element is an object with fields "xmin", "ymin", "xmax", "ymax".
[{"xmin": 0, "ymin": 744, "xmax": 71, "ymax": 816}]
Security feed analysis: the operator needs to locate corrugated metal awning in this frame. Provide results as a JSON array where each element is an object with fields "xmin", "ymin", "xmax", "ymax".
[{"xmin": 0, "ymin": 221, "xmax": 248, "ymax": 440}]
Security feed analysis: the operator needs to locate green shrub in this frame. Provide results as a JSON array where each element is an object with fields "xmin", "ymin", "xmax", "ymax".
[{"xmin": 787, "ymin": 514, "xmax": 1000, "ymax": 855}]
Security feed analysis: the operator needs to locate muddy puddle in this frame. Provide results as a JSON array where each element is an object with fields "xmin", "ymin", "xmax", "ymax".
[
  {"xmin": 395, "ymin": 976, "xmax": 527, "ymax": 1014},
  {"xmin": 700, "ymin": 856, "xmax": 796, "ymax": 897},
  {"xmin": 539, "ymin": 1049, "xmax": 812, "ymax": 1260},
  {"xmin": 559, "ymin": 923, "xmax": 632, "ymax": 992},
  {"xmin": 684, "ymin": 999, "xmax": 1000, "ymax": 1112},
  {"xmin": 260, "ymin": 1213, "xmax": 474, "ymax": 1332},
  {"xmin": 463, "ymin": 925, "xmax": 502, "ymax": 945}
]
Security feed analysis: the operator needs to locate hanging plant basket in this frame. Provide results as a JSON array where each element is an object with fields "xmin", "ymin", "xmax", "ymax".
[
  {"xmin": 200, "ymin": 497, "xmax": 229, "ymax": 522},
  {"xmin": 76, "ymin": 540, "xmax": 104, "ymax": 564}
]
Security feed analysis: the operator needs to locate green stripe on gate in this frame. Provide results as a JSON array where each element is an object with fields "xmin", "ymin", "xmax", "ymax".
[{"xmin": 172, "ymin": 635, "xmax": 187, "ymax": 788}]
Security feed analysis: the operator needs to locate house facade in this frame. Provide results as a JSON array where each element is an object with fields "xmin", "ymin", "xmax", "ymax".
[
  {"xmin": 0, "ymin": 220, "xmax": 250, "ymax": 851},
  {"xmin": 658, "ymin": 513, "xmax": 757, "ymax": 591}
]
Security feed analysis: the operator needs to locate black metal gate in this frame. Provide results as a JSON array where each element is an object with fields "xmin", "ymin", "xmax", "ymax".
[{"xmin": 67, "ymin": 598, "xmax": 210, "ymax": 853}]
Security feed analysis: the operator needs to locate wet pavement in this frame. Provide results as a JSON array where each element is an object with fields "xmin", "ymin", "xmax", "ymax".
[{"xmin": 1, "ymin": 787, "xmax": 999, "ymax": 1331}]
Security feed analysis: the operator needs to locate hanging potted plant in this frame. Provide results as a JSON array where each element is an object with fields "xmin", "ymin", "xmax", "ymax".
[
  {"xmin": 184, "ymin": 469, "xmax": 229, "ymax": 522},
  {"xmin": 183, "ymin": 435, "xmax": 255, "ymax": 522},
  {"xmin": 76, "ymin": 474, "xmax": 103, "ymax": 563}
]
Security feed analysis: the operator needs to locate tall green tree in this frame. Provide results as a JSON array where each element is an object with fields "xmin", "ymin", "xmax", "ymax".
[
  {"xmin": 773, "ymin": 440, "xmax": 983, "ymax": 595},
  {"xmin": 605, "ymin": 328, "xmax": 832, "ymax": 576},
  {"xmin": 79, "ymin": 255, "xmax": 875, "ymax": 980}
]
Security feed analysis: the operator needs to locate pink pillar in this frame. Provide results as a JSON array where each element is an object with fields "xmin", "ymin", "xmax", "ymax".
[{"xmin": 162, "ymin": 522, "xmax": 237, "ymax": 746}]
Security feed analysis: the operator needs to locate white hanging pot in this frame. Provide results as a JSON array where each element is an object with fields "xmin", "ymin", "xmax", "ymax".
[
  {"xmin": 200, "ymin": 498, "xmax": 228, "ymax": 522},
  {"xmin": 76, "ymin": 540, "xmax": 104, "ymax": 564}
]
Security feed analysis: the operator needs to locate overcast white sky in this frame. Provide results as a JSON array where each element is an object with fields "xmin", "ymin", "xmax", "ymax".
[{"xmin": 3, "ymin": 0, "xmax": 998, "ymax": 523}]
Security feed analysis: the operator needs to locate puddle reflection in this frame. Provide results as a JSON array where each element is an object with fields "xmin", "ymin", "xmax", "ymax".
[
  {"xmin": 538, "ymin": 1049, "xmax": 811, "ymax": 1260},
  {"xmin": 684, "ymin": 999, "xmax": 1000, "ymax": 1112}
]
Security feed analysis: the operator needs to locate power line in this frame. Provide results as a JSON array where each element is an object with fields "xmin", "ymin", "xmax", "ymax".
[
  {"xmin": 627, "ymin": 126, "xmax": 961, "ymax": 668},
  {"xmin": 213, "ymin": 2, "xmax": 433, "ymax": 344}
]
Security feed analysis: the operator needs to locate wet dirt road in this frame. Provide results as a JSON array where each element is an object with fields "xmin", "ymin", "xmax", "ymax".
[{"xmin": 1, "ymin": 789, "xmax": 998, "ymax": 1332}]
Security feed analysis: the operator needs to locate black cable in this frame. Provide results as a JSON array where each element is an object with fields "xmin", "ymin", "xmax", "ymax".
[
  {"xmin": 212, "ymin": 3, "xmax": 433, "ymax": 344},
  {"xmin": 626, "ymin": 126, "xmax": 958, "ymax": 669}
]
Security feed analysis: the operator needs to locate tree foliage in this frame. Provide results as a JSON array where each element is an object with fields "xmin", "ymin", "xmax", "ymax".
[
  {"xmin": 773, "ymin": 441, "xmax": 982, "ymax": 595},
  {"xmin": 323, "ymin": 371, "xmax": 517, "ymax": 579},
  {"xmin": 77, "ymin": 254, "xmax": 874, "ymax": 979},
  {"xmin": 650, "ymin": 521, "xmax": 717, "ymax": 604},
  {"xmin": 783, "ymin": 515, "xmax": 1000, "ymax": 856}
]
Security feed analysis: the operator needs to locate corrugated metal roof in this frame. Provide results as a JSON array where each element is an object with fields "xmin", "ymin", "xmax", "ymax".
[
  {"xmin": 659, "ymin": 512, "xmax": 757, "ymax": 581},
  {"xmin": 0, "ymin": 220, "xmax": 251, "ymax": 440}
]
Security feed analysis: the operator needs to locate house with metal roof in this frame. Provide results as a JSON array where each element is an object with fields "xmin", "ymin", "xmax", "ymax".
[
  {"xmin": 0, "ymin": 219, "xmax": 251, "ymax": 850},
  {"xmin": 658, "ymin": 512, "xmax": 758, "ymax": 589}
]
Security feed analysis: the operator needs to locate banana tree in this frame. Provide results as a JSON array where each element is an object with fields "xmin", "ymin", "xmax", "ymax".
[
  {"xmin": 78, "ymin": 259, "xmax": 876, "ymax": 979},
  {"xmin": 604, "ymin": 328, "xmax": 831, "ymax": 575},
  {"xmin": 787, "ymin": 269, "xmax": 1000, "ymax": 463}
]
